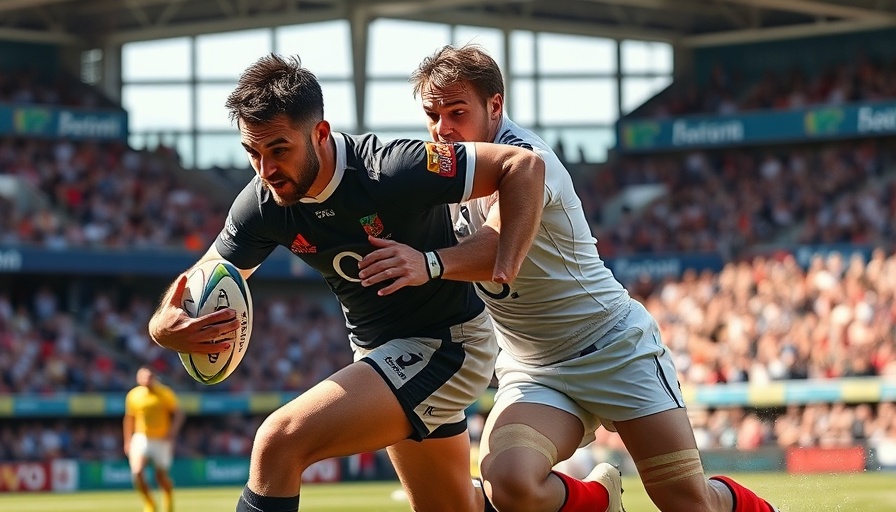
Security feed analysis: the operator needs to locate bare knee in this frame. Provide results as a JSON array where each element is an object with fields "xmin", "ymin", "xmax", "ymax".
[
  {"xmin": 155, "ymin": 469, "xmax": 172, "ymax": 489},
  {"xmin": 253, "ymin": 411, "xmax": 313, "ymax": 469},
  {"xmin": 483, "ymin": 465, "xmax": 547, "ymax": 512}
]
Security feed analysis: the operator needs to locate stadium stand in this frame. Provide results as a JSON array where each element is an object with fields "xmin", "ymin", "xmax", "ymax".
[
  {"xmin": 586, "ymin": 139, "xmax": 896, "ymax": 258},
  {"xmin": 633, "ymin": 55, "xmax": 896, "ymax": 118},
  {"xmin": 1, "ymin": 0, "xmax": 896, "ymax": 500}
]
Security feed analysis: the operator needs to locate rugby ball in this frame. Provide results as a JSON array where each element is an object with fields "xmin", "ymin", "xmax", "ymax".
[{"xmin": 179, "ymin": 259, "xmax": 253, "ymax": 385}]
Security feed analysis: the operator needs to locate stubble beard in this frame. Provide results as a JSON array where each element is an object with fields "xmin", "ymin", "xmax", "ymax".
[{"xmin": 268, "ymin": 149, "xmax": 320, "ymax": 207}]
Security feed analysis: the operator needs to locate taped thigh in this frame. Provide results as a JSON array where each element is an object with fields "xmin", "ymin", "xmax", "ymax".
[
  {"xmin": 635, "ymin": 448, "xmax": 705, "ymax": 489},
  {"xmin": 486, "ymin": 423, "xmax": 559, "ymax": 466}
]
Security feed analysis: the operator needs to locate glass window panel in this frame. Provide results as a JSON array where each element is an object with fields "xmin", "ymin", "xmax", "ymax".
[
  {"xmin": 128, "ymin": 133, "xmax": 147, "ymax": 151},
  {"xmin": 621, "ymin": 40, "xmax": 673, "ymax": 74},
  {"xmin": 537, "ymin": 34, "xmax": 616, "ymax": 74},
  {"xmin": 508, "ymin": 78, "xmax": 535, "ymax": 126},
  {"xmin": 510, "ymin": 31, "xmax": 534, "ymax": 76},
  {"xmin": 122, "ymin": 37, "xmax": 190, "ymax": 81},
  {"xmin": 123, "ymin": 85, "xmax": 191, "ymax": 130},
  {"xmin": 452, "ymin": 26, "xmax": 504, "ymax": 70},
  {"xmin": 539, "ymin": 79, "xmax": 617, "ymax": 124},
  {"xmin": 173, "ymin": 133, "xmax": 194, "ymax": 169},
  {"xmin": 368, "ymin": 20, "xmax": 450, "ymax": 77},
  {"xmin": 622, "ymin": 76, "xmax": 673, "ymax": 114},
  {"xmin": 275, "ymin": 21, "xmax": 351, "ymax": 77},
  {"xmin": 366, "ymin": 81, "xmax": 427, "ymax": 128},
  {"xmin": 197, "ymin": 84, "xmax": 236, "ymax": 130},
  {"xmin": 320, "ymin": 81, "xmax": 356, "ymax": 132},
  {"xmin": 197, "ymin": 133, "xmax": 248, "ymax": 170},
  {"xmin": 539, "ymin": 128, "xmax": 615, "ymax": 163},
  {"xmin": 197, "ymin": 29, "xmax": 271, "ymax": 79}
]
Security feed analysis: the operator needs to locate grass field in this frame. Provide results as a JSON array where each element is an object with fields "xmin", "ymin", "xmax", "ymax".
[{"xmin": 1, "ymin": 472, "xmax": 894, "ymax": 511}]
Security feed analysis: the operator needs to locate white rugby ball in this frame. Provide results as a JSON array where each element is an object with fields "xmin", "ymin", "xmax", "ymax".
[{"xmin": 179, "ymin": 259, "xmax": 253, "ymax": 385}]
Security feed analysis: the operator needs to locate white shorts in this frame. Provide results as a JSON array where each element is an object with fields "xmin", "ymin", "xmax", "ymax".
[
  {"xmin": 492, "ymin": 299, "xmax": 683, "ymax": 446},
  {"xmin": 354, "ymin": 310, "xmax": 498, "ymax": 441},
  {"xmin": 128, "ymin": 433, "xmax": 174, "ymax": 471}
]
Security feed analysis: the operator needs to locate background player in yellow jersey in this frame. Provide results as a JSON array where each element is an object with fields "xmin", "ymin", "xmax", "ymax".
[{"xmin": 123, "ymin": 365, "xmax": 185, "ymax": 512}]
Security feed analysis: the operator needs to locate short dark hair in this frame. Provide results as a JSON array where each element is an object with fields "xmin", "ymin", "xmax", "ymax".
[
  {"xmin": 410, "ymin": 44, "xmax": 505, "ymax": 101},
  {"xmin": 225, "ymin": 53, "xmax": 324, "ymax": 128}
]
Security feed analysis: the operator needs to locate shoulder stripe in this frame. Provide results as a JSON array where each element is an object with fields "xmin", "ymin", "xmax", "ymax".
[{"xmin": 498, "ymin": 129, "xmax": 534, "ymax": 151}]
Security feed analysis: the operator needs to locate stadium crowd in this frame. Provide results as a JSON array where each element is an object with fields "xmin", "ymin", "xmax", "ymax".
[
  {"xmin": 583, "ymin": 139, "xmax": 895, "ymax": 258},
  {"xmin": 0, "ymin": 68, "xmax": 108, "ymax": 108},
  {"xmin": 637, "ymin": 53, "xmax": 896, "ymax": 118},
  {"xmin": 0, "ymin": 285, "xmax": 351, "ymax": 394},
  {"xmin": 0, "ymin": 137, "xmax": 224, "ymax": 251},
  {"xmin": 647, "ymin": 250, "xmax": 896, "ymax": 384},
  {"xmin": 3, "ymin": 246, "xmax": 896, "ymax": 461},
  {"xmin": 4, "ymin": 248, "xmax": 896, "ymax": 395},
  {"xmin": 5, "ymin": 134, "xmax": 896, "ymax": 268}
]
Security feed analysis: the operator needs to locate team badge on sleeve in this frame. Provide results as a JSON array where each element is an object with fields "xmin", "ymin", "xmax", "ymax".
[{"xmin": 424, "ymin": 142, "xmax": 457, "ymax": 178}]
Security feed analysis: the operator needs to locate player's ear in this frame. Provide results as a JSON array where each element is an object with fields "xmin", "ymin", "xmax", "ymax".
[
  {"xmin": 311, "ymin": 120, "xmax": 331, "ymax": 147},
  {"xmin": 489, "ymin": 93, "xmax": 504, "ymax": 120}
]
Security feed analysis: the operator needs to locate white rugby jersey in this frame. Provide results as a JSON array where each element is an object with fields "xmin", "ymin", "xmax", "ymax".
[{"xmin": 451, "ymin": 116, "xmax": 630, "ymax": 364}]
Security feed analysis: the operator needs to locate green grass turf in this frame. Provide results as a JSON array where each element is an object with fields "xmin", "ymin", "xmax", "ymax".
[{"xmin": 0, "ymin": 472, "xmax": 893, "ymax": 511}]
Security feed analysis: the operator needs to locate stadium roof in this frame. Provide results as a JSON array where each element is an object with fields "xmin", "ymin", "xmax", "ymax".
[{"xmin": 1, "ymin": 0, "xmax": 895, "ymax": 48}]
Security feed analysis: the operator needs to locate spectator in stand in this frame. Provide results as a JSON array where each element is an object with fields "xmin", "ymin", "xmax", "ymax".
[
  {"xmin": 1, "ymin": 137, "xmax": 227, "ymax": 251},
  {"xmin": 593, "ymin": 140, "xmax": 891, "ymax": 259},
  {"xmin": 636, "ymin": 54, "xmax": 896, "ymax": 118}
]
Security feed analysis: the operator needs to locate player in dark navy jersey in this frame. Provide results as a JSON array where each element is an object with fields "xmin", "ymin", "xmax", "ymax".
[
  {"xmin": 219, "ymin": 132, "xmax": 486, "ymax": 348},
  {"xmin": 147, "ymin": 53, "xmax": 545, "ymax": 512}
]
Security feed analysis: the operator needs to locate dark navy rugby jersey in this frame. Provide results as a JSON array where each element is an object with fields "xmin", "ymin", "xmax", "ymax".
[{"xmin": 215, "ymin": 132, "xmax": 485, "ymax": 348}]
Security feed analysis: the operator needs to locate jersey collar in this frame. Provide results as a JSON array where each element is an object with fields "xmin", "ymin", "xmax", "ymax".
[
  {"xmin": 300, "ymin": 132, "xmax": 346, "ymax": 204},
  {"xmin": 492, "ymin": 115, "xmax": 509, "ymax": 143}
]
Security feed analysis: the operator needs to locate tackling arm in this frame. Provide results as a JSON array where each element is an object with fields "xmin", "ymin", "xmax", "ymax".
[
  {"xmin": 437, "ymin": 201, "xmax": 502, "ymax": 282},
  {"xmin": 467, "ymin": 142, "xmax": 544, "ymax": 283}
]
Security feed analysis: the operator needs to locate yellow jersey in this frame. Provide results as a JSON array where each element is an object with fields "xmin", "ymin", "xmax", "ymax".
[{"xmin": 124, "ymin": 382, "xmax": 180, "ymax": 440}]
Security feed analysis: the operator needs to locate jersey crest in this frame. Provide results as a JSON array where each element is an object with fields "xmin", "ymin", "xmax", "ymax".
[
  {"xmin": 424, "ymin": 142, "xmax": 457, "ymax": 178},
  {"xmin": 359, "ymin": 213, "xmax": 384, "ymax": 237}
]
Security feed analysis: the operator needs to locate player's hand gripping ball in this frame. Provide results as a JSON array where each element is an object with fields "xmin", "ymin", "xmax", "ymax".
[{"xmin": 179, "ymin": 259, "xmax": 253, "ymax": 384}]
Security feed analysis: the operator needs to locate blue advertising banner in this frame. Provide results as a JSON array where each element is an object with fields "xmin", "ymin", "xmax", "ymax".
[
  {"xmin": 604, "ymin": 253, "xmax": 724, "ymax": 285},
  {"xmin": 0, "ymin": 245, "xmax": 313, "ymax": 279},
  {"xmin": 0, "ymin": 103, "xmax": 128, "ymax": 141},
  {"xmin": 618, "ymin": 100, "xmax": 896, "ymax": 153}
]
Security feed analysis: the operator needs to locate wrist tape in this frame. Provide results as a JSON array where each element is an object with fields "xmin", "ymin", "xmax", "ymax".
[{"xmin": 425, "ymin": 251, "xmax": 444, "ymax": 280}]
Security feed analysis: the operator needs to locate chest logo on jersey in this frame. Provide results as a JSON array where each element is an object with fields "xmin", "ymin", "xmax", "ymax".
[
  {"xmin": 315, "ymin": 209, "xmax": 335, "ymax": 219},
  {"xmin": 359, "ymin": 213, "xmax": 384, "ymax": 237},
  {"xmin": 424, "ymin": 142, "xmax": 457, "ymax": 178},
  {"xmin": 290, "ymin": 233, "xmax": 317, "ymax": 254}
]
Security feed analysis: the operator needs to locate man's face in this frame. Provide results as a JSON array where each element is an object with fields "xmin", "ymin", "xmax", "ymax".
[
  {"xmin": 420, "ymin": 82, "xmax": 501, "ymax": 143},
  {"xmin": 136, "ymin": 368, "xmax": 153, "ymax": 387},
  {"xmin": 240, "ymin": 115, "xmax": 320, "ymax": 207}
]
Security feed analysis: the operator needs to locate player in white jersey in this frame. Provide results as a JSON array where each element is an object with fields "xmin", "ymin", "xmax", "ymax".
[{"xmin": 359, "ymin": 45, "xmax": 779, "ymax": 512}]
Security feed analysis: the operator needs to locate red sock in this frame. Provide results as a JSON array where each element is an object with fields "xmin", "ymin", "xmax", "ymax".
[
  {"xmin": 553, "ymin": 471, "xmax": 610, "ymax": 512},
  {"xmin": 710, "ymin": 475, "xmax": 776, "ymax": 512}
]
